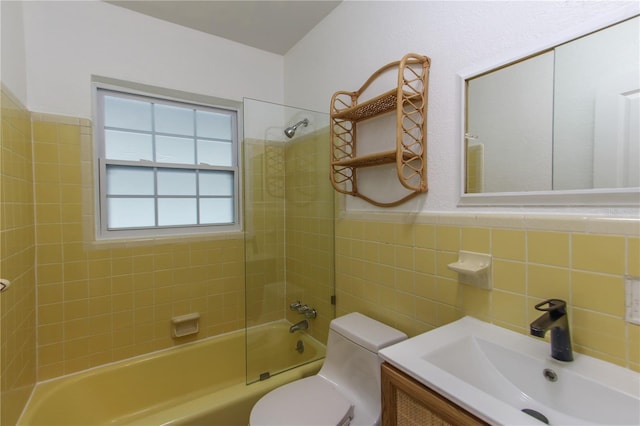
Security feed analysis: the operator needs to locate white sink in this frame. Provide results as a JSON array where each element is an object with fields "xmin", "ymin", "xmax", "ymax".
[{"xmin": 379, "ymin": 317, "xmax": 640, "ymax": 425}]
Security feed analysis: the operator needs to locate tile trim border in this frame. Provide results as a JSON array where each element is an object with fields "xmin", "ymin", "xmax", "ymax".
[{"xmin": 339, "ymin": 210, "xmax": 640, "ymax": 236}]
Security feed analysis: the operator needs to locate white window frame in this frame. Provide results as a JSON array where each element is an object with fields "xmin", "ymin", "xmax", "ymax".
[{"xmin": 93, "ymin": 79, "xmax": 242, "ymax": 240}]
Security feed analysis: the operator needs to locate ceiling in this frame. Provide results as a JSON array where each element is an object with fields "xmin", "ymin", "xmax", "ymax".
[{"xmin": 106, "ymin": 1, "xmax": 342, "ymax": 55}]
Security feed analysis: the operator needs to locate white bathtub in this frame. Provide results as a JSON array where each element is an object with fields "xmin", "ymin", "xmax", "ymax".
[{"xmin": 18, "ymin": 322, "xmax": 324, "ymax": 425}]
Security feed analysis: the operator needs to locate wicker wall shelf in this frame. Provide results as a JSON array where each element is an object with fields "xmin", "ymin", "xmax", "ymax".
[{"xmin": 330, "ymin": 53, "xmax": 431, "ymax": 207}]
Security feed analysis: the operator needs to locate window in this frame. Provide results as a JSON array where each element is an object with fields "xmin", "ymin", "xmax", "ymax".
[{"xmin": 95, "ymin": 86, "xmax": 241, "ymax": 238}]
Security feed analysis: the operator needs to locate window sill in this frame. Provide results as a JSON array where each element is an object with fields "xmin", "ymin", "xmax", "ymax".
[{"xmin": 88, "ymin": 230, "xmax": 244, "ymax": 249}]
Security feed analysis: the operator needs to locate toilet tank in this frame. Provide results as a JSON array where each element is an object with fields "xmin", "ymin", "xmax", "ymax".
[{"xmin": 319, "ymin": 313, "xmax": 407, "ymax": 425}]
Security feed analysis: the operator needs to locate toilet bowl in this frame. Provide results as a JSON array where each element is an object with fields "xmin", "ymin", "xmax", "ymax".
[{"xmin": 249, "ymin": 312, "xmax": 407, "ymax": 426}]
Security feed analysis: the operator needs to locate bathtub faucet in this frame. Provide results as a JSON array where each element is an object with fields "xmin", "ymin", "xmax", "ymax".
[
  {"xmin": 289, "ymin": 319, "xmax": 309, "ymax": 333},
  {"xmin": 289, "ymin": 301, "xmax": 318, "ymax": 319}
]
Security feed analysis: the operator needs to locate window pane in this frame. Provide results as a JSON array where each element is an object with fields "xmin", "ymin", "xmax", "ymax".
[
  {"xmin": 107, "ymin": 166, "xmax": 154, "ymax": 195},
  {"xmin": 105, "ymin": 130, "xmax": 153, "ymax": 161},
  {"xmin": 155, "ymin": 104, "xmax": 194, "ymax": 136},
  {"xmin": 199, "ymin": 170, "xmax": 234, "ymax": 196},
  {"xmin": 107, "ymin": 198, "xmax": 155, "ymax": 228},
  {"xmin": 200, "ymin": 198, "xmax": 234, "ymax": 224},
  {"xmin": 156, "ymin": 136, "xmax": 195, "ymax": 164},
  {"xmin": 197, "ymin": 110, "xmax": 232, "ymax": 140},
  {"xmin": 158, "ymin": 198, "xmax": 197, "ymax": 226},
  {"xmin": 197, "ymin": 140, "xmax": 232, "ymax": 166},
  {"xmin": 157, "ymin": 169, "xmax": 196, "ymax": 195},
  {"xmin": 98, "ymin": 88, "xmax": 240, "ymax": 236},
  {"xmin": 104, "ymin": 96, "xmax": 152, "ymax": 131}
]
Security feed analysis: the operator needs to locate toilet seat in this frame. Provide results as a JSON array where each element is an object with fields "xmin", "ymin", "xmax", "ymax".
[{"xmin": 250, "ymin": 375, "xmax": 354, "ymax": 426}]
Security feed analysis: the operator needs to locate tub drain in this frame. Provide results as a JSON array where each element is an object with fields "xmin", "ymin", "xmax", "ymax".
[
  {"xmin": 296, "ymin": 340, "xmax": 304, "ymax": 354},
  {"xmin": 521, "ymin": 408, "xmax": 549, "ymax": 424}
]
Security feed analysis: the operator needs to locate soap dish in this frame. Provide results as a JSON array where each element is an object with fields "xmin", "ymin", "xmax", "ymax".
[
  {"xmin": 448, "ymin": 251, "xmax": 492, "ymax": 290},
  {"xmin": 171, "ymin": 312, "xmax": 200, "ymax": 338}
]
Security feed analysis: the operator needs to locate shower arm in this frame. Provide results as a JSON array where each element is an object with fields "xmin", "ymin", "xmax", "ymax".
[{"xmin": 284, "ymin": 118, "xmax": 309, "ymax": 138}]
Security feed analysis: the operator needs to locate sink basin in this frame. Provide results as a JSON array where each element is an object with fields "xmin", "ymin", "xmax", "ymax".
[{"xmin": 379, "ymin": 317, "xmax": 640, "ymax": 425}]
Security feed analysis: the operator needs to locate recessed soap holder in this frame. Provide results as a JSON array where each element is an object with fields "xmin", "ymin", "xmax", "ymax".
[
  {"xmin": 448, "ymin": 251, "xmax": 492, "ymax": 290},
  {"xmin": 171, "ymin": 312, "xmax": 200, "ymax": 338}
]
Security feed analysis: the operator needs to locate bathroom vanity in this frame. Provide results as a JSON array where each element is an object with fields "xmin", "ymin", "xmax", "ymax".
[
  {"xmin": 381, "ymin": 362, "xmax": 487, "ymax": 426},
  {"xmin": 378, "ymin": 316, "xmax": 640, "ymax": 426}
]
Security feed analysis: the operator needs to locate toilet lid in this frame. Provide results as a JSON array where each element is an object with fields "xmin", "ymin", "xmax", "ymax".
[{"xmin": 250, "ymin": 376, "xmax": 354, "ymax": 426}]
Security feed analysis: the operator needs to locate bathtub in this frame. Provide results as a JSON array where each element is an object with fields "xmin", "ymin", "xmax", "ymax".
[{"xmin": 18, "ymin": 322, "xmax": 324, "ymax": 426}]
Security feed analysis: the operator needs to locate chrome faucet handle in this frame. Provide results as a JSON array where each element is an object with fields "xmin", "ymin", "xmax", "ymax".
[
  {"xmin": 304, "ymin": 308, "xmax": 317, "ymax": 319},
  {"xmin": 297, "ymin": 304, "xmax": 310, "ymax": 314},
  {"xmin": 289, "ymin": 301, "xmax": 301, "ymax": 311}
]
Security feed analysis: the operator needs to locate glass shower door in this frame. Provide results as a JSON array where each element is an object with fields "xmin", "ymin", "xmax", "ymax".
[{"xmin": 243, "ymin": 98, "xmax": 334, "ymax": 384}]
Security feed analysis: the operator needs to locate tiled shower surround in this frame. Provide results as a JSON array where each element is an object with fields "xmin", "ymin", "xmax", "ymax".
[
  {"xmin": 30, "ymin": 110, "xmax": 337, "ymax": 382},
  {"xmin": 244, "ymin": 132, "xmax": 334, "ymax": 345},
  {"xmin": 1, "ymin": 85, "xmax": 37, "ymax": 426},
  {"xmin": 30, "ymin": 113, "xmax": 245, "ymax": 381}
]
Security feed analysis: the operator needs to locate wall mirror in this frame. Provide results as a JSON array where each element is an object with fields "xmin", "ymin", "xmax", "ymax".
[{"xmin": 459, "ymin": 8, "xmax": 639, "ymax": 206}]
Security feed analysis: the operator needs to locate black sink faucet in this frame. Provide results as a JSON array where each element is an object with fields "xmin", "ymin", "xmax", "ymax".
[{"xmin": 530, "ymin": 299, "xmax": 574, "ymax": 362}]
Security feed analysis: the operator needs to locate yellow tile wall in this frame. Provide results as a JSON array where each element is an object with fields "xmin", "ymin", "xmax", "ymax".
[
  {"xmin": 1, "ymin": 84, "xmax": 37, "ymax": 426},
  {"xmin": 244, "ymin": 130, "xmax": 335, "ymax": 344},
  {"xmin": 32, "ymin": 114, "xmax": 245, "ymax": 380},
  {"xmin": 244, "ymin": 139, "xmax": 286, "ymax": 327},
  {"xmin": 284, "ymin": 130, "xmax": 334, "ymax": 344},
  {"xmin": 335, "ymin": 212, "xmax": 640, "ymax": 372}
]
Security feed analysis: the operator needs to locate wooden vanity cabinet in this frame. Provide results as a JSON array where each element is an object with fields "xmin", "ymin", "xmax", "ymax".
[{"xmin": 381, "ymin": 362, "xmax": 489, "ymax": 426}]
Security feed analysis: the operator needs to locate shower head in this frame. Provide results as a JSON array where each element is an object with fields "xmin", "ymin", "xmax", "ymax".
[{"xmin": 284, "ymin": 118, "xmax": 309, "ymax": 138}]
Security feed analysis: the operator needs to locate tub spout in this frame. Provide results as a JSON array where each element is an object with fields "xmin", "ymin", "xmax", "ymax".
[{"xmin": 289, "ymin": 319, "xmax": 308, "ymax": 333}]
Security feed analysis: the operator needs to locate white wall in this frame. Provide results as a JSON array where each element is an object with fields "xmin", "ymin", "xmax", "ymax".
[
  {"xmin": 1, "ymin": 0, "xmax": 28, "ymax": 104},
  {"xmin": 284, "ymin": 0, "xmax": 639, "ymax": 214},
  {"xmin": 22, "ymin": 0, "xmax": 284, "ymax": 119}
]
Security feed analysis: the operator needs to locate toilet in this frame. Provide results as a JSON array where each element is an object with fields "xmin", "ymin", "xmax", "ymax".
[{"xmin": 249, "ymin": 312, "xmax": 407, "ymax": 426}]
